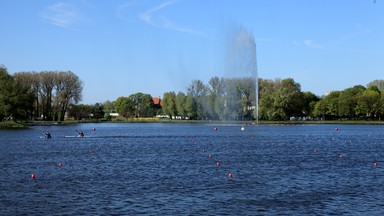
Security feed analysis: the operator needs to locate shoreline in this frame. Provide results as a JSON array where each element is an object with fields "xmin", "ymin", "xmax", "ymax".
[{"xmin": 2, "ymin": 119, "xmax": 384, "ymax": 130}]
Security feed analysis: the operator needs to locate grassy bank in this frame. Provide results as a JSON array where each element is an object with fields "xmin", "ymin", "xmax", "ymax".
[{"xmin": 0, "ymin": 121, "xmax": 28, "ymax": 129}]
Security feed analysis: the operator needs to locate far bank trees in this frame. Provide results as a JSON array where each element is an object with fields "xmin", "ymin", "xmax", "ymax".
[{"xmin": 13, "ymin": 71, "xmax": 83, "ymax": 121}]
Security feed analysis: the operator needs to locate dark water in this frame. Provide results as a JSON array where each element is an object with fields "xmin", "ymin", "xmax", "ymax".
[{"xmin": 1, "ymin": 123, "xmax": 383, "ymax": 215}]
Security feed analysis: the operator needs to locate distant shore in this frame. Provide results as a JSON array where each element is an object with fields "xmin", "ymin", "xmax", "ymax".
[{"xmin": 2, "ymin": 119, "xmax": 384, "ymax": 130}]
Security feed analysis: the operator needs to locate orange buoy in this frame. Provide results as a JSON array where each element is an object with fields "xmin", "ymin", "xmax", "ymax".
[{"xmin": 31, "ymin": 174, "xmax": 36, "ymax": 179}]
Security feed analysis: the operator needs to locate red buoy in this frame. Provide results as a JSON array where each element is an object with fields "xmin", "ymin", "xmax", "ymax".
[
  {"xmin": 374, "ymin": 162, "xmax": 377, "ymax": 167},
  {"xmin": 58, "ymin": 163, "xmax": 63, "ymax": 167},
  {"xmin": 214, "ymin": 127, "xmax": 218, "ymax": 131},
  {"xmin": 216, "ymin": 162, "xmax": 221, "ymax": 166},
  {"xmin": 92, "ymin": 128, "xmax": 96, "ymax": 131},
  {"xmin": 31, "ymin": 174, "xmax": 36, "ymax": 179},
  {"xmin": 335, "ymin": 127, "xmax": 339, "ymax": 131},
  {"xmin": 339, "ymin": 154, "xmax": 343, "ymax": 158},
  {"xmin": 228, "ymin": 173, "xmax": 233, "ymax": 178}
]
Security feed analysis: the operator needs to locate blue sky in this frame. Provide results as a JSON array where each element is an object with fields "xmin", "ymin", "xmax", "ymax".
[{"xmin": 1, "ymin": 0, "xmax": 383, "ymax": 104}]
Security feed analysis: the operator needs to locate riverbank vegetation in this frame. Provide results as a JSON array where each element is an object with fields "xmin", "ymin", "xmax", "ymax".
[{"xmin": 1, "ymin": 64, "xmax": 384, "ymax": 124}]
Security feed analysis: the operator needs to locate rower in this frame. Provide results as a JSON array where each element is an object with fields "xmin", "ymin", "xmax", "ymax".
[
  {"xmin": 45, "ymin": 132, "xmax": 52, "ymax": 139},
  {"xmin": 78, "ymin": 131, "xmax": 85, "ymax": 138}
]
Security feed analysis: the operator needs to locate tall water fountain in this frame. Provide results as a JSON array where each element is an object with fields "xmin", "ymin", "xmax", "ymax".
[{"xmin": 223, "ymin": 27, "xmax": 258, "ymax": 124}]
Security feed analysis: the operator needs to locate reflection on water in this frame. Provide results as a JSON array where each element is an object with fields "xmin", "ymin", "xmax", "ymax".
[{"xmin": 1, "ymin": 123, "xmax": 383, "ymax": 215}]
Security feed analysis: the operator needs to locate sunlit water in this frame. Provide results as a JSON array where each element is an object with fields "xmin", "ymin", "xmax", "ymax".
[{"xmin": 1, "ymin": 123, "xmax": 383, "ymax": 215}]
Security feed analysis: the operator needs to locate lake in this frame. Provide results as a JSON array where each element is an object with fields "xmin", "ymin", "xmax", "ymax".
[{"xmin": 1, "ymin": 123, "xmax": 383, "ymax": 215}]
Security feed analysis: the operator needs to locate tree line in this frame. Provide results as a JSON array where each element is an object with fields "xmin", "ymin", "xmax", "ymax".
[
  {"xmin": 159, "ymin": 77, "xmax": 384, "ymax": 121},
  {"xmin": 2, "ymin": 64, "xmax": 384, "ymax": 122},
  {"xmin": 0, "ymin": 65, "xmax": 83, "ymax": 122}
]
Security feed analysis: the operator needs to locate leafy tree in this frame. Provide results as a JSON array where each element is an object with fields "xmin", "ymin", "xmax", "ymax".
[
  {"xmin": 223, "ymin": 79, "xmax": 242, "ymax": 120},
  {"xmin": 53, "ymin": 71, "xmax": 83, "ymax": 121},
  {"xmin": 0, "ymin": 66, "xmax": 34, "ymax": 121},
  {"xmin": 312, "ymin": 99, "xmax": 327, "ymax": 119},
  {"xmin": 367, "ymin": 80, "xmax": 384, "ymax": 90},
  {"xmin": 302, "ymin": 91, "xmax": 319, "ymax": 117},
  {"xmin": 92, "ymin": 103, "xmax": 105, "ymax": 120},
  {"xmin": 258, "ymin": 78, "xmax": 278, "ymax": 120},
  {"xmin": 184, "ymin": 94, "xmax": 197, "ymax": 119},
  {"xmin": 128, "ymin": 92, "xmax": 155, "ymax": 117},
  {"xmin": 114, "ymin": 96, "xmax": 135, "ymax": 118},
  {"xmin": 162, "ymin": 91, "xmax": 177, "ymax": 119},
  {"xmin": 207, "ymin": 76, "xmax": 225, "ymax": 120},
  {"xmin": 13, "ymin": 71, "xmax": 83, "ymax": 121},
  {"xmin": 68, "ymin": 104, "xmax": 92, "ymax": 120},
  {"xmin": 187, "ymin": 80, "xmax": 207, "ymax": 119},
  {"xmin": 337, "ymin": 85, "xmax": 365, "ymax": 119},
  {"xmin": 324, "ymin": 91, "xmax": 341, "ymax": 119},
  {"xmin": 355, "ymin": 87, "xmax": 381, "ymax": 119},
  {"xmin": 175, "ymin": 92, "xmax": 186, "ymax": 118}
]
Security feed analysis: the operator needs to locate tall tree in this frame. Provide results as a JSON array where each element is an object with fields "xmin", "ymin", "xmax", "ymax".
[
  {"xmin": 114, "ymin": 96, "xmax": 135, "ymax": 118},
  {"xmin": 162, "ymin": 91, "xmax": 177, "ymax": 119},
  {"xmin": 128, "ymin": 92, "xmax": 155, "ymax": 117},
  {"xmin": 187, "ymin": 80, "xmax": 207, "ymax": 119},
  {"xmin": 175, "ymin": 92, "xmax": 186, "ymax": 118},
  {"xmin": 0, "ymin": 66, "xmax": 34, "ymax": 121},
  {"xmin": 337, "ymin": 85, "xmax": 365, "ymax": 119},
  {"xmin": 367, "ymin": 80, "xmax": 384, "ymax": 90},
  {"xmin": 355, "ymin": 86, "xmax": 381, "ymax": 119}
]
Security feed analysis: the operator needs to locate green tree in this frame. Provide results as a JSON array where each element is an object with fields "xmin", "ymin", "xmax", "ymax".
[
  {"xmin": 0, "ymin": 66, "xmax": 34, "ymax": 121},
  {"xmin": 128, "ymin": 92, "xmax": 155, "ymax": 117},
  {"xmin": 367, "ymin": 80, "xmax": 384, "ymax": 91},
  {"xmin": 114, "ymin": 96, "xmax": 135, "ymax": 118},
  {"xmin": 187, "ymin": 80, "xmax": 207, "ymax": 119},
  {"xmin": 92, "ymin": 103, "xmax": 105, "ymax": 120},
  {"xmin": 355, "ymin": 87, "xmax": 381, "ymax": 119},
  {"xmin": 175, "ymin": 92, "xmax": 186, "ymax": 119},
  {"xmin": 337, "ymin": 85, "xmax": 365, "ymax": 119},
  {"xmin": 302, "ymin": 91, "xmax": 320, "ymax": 117},
  {"xmin": 184, "ymin": 94, "xmax": 197, "ymax": 119},
  {"xmin": 68, "ymin": 104, "xmax": 92, "ymax": 120},
  {"xmin": 324, "ymin": 91, "xmax": 341, "ymax": 119},
  {"xmin": 162, "ymin": 92, "xmax": 177, "ymax": 119}
]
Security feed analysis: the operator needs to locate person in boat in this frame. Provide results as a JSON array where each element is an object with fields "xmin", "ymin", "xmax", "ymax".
[
  {"xmin": 78, "ymin": 131, "xmax": 84, "ymax": 138},
  {"xmin": 45, "ymin": 132, "xmax": 52, "ymax": 139}
]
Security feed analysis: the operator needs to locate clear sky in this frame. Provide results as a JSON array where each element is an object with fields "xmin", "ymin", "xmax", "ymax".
[{"xmin": 1, "ymin": 0, "xmax": 383, "ymax": 104}]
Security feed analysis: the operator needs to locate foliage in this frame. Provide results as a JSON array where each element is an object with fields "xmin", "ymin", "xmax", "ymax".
[
  {"xmin": 13, "ymin": 71, "xmax": 83, "ymax": 121},
  {"xmin": 0, "ymin": 66, "xmax": 34, "ymax": 122}
]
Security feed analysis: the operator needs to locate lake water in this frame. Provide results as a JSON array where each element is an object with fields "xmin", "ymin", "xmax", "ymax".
[{"xmin": 1, "ymin": 123, "xmax": 383, "ymax": 215}]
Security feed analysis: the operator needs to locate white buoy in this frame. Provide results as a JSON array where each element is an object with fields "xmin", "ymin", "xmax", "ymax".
[{"xmin": 241, "ymin": 126, "xmax": 245, "ymax": 131}]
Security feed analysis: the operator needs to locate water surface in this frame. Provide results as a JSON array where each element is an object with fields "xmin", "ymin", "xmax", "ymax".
[{"xmin": 1, "ymin": 123, "xmax": 383, "ymax": 215}]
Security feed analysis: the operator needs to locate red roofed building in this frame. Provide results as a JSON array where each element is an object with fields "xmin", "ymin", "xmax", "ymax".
[{"xmin": 152, "ymin": 97, "xmax": 162, "ymax": 109}]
